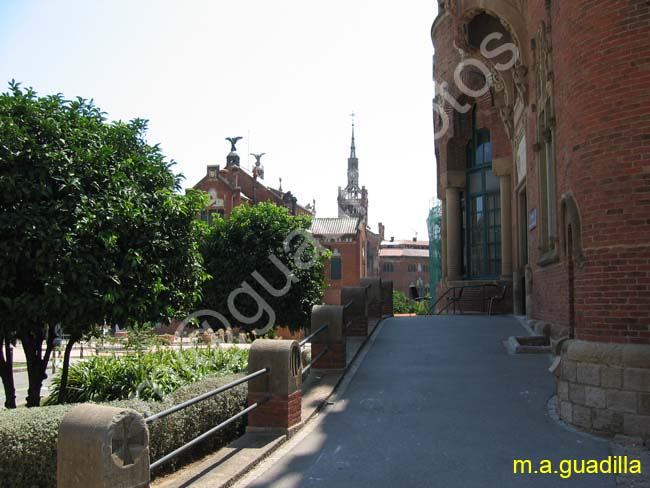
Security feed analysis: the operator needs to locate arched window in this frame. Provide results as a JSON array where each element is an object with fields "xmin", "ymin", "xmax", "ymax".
[{"xmin": 464, "ymin": 110, "xmax": 501, "ymax": 278}]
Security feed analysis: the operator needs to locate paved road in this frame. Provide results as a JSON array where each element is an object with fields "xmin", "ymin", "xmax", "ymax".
[
  {"xmin": 0, "ymin": 369, "xmax": 53, "ymax": 406},
  {"xmin": 239, "ymin": 315, "xmax": 615, "ymax": 488}
]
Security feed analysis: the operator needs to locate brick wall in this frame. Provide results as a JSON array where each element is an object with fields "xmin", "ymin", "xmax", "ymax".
[
  {"xmin": 432, "ymin": 0, "xmax": 650, "ymax": 344},
  {"xmin": 380, "ymin": 257, "xmax": 431, "ymax": 297}
]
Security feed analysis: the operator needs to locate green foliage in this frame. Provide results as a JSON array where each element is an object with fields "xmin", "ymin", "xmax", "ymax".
[
  {"xmin": 0, "ymin": 81, "xmax": 208, "ymax": 405},
  {"xmin": 44, "ymin": 347, "xmax": 248, "ymax": 404},
  {"xmin": 0, "ymin": 404, "xmax": 69, "ymax": 487},
  {"xmin": 200, "ymin": 203, "xmax": 328, "ymax": 333},
  {"xmin": 0, "ymin": 374, "xmax": 248, "ymax": 487},
  {"xmin": 392, "ymin": 290, "xmax": 417, "ymax": 314}
]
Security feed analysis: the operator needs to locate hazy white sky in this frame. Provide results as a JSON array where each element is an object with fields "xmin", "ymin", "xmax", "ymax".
[{"xmin": 0, "ymin": 0, "xmax": 439, "ymax": 240}]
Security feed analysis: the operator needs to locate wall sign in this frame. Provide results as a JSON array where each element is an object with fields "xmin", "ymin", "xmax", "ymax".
[{"xmin": 529, "ymin": 208, "xmax": 537, "ymax": 230}]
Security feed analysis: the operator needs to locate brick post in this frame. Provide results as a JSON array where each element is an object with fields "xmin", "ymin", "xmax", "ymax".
[
  {"xmin": 247, "ymin": 339, "xmax": 302, "ymax": 433},
  {"xmin": 381, "ymin": 279, "xmax": 394, "ymax": 317},
  {"xmin": 311, "ymin": 305, "xmax": 346, "ymax": 371},
  {"xmin": 360, "ymin": 277, "xmax": 382, "ymax": 321},
  {"xmin": 341, "ymin": 286, "xmax": 369, "ymax": 337},
  {"xmin": 57, "ymin": 404, "xmax": 150, "ymax": 488}
]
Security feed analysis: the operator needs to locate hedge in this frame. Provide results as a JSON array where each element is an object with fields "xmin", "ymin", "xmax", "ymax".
[{"xmin": 0, "ymin": 374, "xmax": 248, "ymax": 487}]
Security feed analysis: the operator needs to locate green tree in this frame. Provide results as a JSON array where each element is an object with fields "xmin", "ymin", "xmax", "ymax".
[
  {"xmin": 0, "ymin": 81, "xmax": 208, "ymax": 406},
  {"xmin": 200, "ymin": 203, "xmax": 328, "ymax": 335}
]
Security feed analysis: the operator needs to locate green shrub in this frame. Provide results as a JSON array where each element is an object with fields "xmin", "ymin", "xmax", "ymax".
[
  {"xmin": 393, "ymin": 290, "xmax": 417, "ymax": 314},
  {"xmin": 0, "ymin": 404, "xmax": 71, "ymax": 487},
  {"xmin": 0, "ymin": 374, "xmax": 248, "ymax": 487},
  {"xmin": 45, "ymin": 346, "xmax": 249, "ymax": 404}
]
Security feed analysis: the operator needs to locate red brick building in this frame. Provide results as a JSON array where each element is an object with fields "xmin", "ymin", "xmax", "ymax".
[
  {"xmin": 379, "ymin": 239, "xmax": 431, "ymax": 298},
  {"xmin": 432, "ymin": 1, "xmax": 650, "ymax": 438},
  {"xmin": 192, "ymin": 140, "xmax": 313, "ymax": 222}
]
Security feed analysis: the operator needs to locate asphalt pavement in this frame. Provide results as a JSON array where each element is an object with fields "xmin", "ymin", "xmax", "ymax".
[{"xmin": 238, "ymin": 315, "xmax": 615, "ymax": 488}]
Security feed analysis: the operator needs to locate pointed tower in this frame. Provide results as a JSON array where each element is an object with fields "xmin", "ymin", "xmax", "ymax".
[{"xmin": 338, "ymin": 113, "xmax": 368, "ymax": 223}]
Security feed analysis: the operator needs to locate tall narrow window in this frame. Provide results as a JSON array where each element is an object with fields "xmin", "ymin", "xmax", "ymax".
[
  {"xmin": 535, "ymin": 22, "xmax": 557, "ymax": 259},
  {"xmin": 331, "ymin": 257, "xmax": 342, "ymax": 280},
  {"xmin": 465, "ymin": 110, "xmax": 501, "ymax": 278}
]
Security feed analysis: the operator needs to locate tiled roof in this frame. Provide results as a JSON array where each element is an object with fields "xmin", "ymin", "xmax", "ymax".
[
  {"xmin": 380, "ymin": 248, "xmax": 430, "ymax": 258},
  {"xmin": 381, "ymin": 240, "xmax": 429, "ymax": 247},
  {"xmin": 310, "ymin": 217, "xmax": 360, "ymax": 236}
]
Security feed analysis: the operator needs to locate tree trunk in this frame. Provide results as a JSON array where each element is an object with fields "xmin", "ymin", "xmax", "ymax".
[
  {"xmin": 21, "ymin": 326, "xmax": 55, "ymax": 407},
  {"xmin": 57, "ymin": 335, "xmax": 78, "ymax": 404},
  {"xmin": 0, "ymin": 338, "xmax": 16, "ymax": 409}
]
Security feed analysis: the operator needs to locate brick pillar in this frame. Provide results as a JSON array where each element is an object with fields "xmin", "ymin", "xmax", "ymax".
[
  {"xmin": 381, "ymin": 279, "xmax": 394, "ymax": 317},
  {"xmin": 311, "ymin": 305, "xmax": 346, "ymax": 370},
  {"xmin": 360, "ymin": 277, "xmax": 382, "ymax": 320},
  {"xmin": 446, "ymin": 186, "xmax": 462, "ymax": 280},
  {"xmin": 341, "ymin": 286, "xmax": 369, "ymax": 337},
  {"xmin": 247, "ymin": 339, "xmax": 302, "ymax": 433}
]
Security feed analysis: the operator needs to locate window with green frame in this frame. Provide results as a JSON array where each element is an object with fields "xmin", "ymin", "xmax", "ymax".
[
  {"xmin": 331, "ymin": 256, "xmax": 342, "ymax": 280},
  {"xmin": 465, "ymin": 121, "xmax": 501, "ymax": 278}
]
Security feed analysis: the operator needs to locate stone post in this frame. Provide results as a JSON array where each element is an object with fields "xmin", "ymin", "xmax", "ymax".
[
  {"xmin": 500, "ymin": 174, "xmax": 513, "ymax": 279},
  {"xmin": 445, "ymin": 186, "xmax": 462, "ymax": 280},
  {"xmin": 341, "ymin": 286, "xmax": 369, "ymax": 337},
  {"xmin": 247, "ymin": 339, "xmax": 302, "ymax": 433},
  {"xmin": 381, "ymin": 279, "xmax": 394, "ymax": 317},
  {"xmin": 360, "ymin": 277, "xmax": 382, "ymax": 320},
  {"xmin": 310, "ymin": 305, "xmax": 346, "ymax": 370},
  {"xmin": 57, "ymin": 404, "xmax": 149, "ymax": 488}
]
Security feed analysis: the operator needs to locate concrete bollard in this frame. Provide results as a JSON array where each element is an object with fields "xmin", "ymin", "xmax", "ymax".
[
  {"xmin": 57, "ymin": 404, "xmax": 149, "ymax": 488},
  {"xmin": 247, "ymin": 339, "xmax": 302, "ymax": 433},
  {"xmin": 360, "ymin": 277, "xmax": 382, "ymax": 320},
  {"xmin": 310, "ymin": 305, "xmax": 346, "ymax": 370},
  {"xmin": 341, "ymin": 286, "xmax": 369, "ymax": 337},
  {"xmin": 381, "ymin": 279, "xmax": 394, "ymax": 317}
]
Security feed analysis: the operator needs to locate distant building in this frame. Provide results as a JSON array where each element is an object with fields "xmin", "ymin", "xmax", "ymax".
[
  {"xmin": 379, "ymin": 237, "xmax": 430, "ymax": 298},
  {"xmin": 310, "ymin": 117, "xmax": 382, "ymax": 304},
  {"xmin": 192, "ymin": 140, "xmax": 313, "ymax": 222},
  {"xmin": 337, "ymin": 117, "xmax": 368, "ymax": 225}
]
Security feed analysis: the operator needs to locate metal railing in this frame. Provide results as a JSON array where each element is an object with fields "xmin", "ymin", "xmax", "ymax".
[
  {"xmin": 146, "ymin": 367, "xmax": 270, "ymax": 471},
  {"xmin": 299, "ymin": 323, "xmax": 329, "ymax": 375},
  {"xmin": 431, "ymin": 283, "xmax": 507, "ymax": 315}
]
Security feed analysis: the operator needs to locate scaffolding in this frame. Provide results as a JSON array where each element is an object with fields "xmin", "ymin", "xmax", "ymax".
[{"xmin": 427, "ymin": 203, "xmax": 443, "ymax": 303}]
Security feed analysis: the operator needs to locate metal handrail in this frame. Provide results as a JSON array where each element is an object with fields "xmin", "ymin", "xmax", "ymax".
[
  {"xmin": 145, "ymin": 368, "xmax": 269, "ymax": 423},
  {"xmin": 147, "ymin": 367, "xmax": 270, "ymax": 471},
  {"xmin": 299, "ymin": 323, "xmax": 328, "ymax": 348},
  {"xmin": 149, "ymin": 396, "xmax": 270, "ymax": 471},
  {"xmin": 345, "ymin": 320, "xmax": 353, "ymax": 330},
  {"xmin": 343, "ymin": 301, "xmax": 353, "ymax": 310},
  {"xmin": 302, "ymin": 347, "xmax": 329, "ymax": 375},
  {"xmin": 433, "ymin": 283, "xmax": 504, "ymax": 315}
]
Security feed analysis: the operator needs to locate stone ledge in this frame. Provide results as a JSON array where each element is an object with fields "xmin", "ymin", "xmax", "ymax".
[{"xmin": 565, "ymin": 340, "xmax": 650, "ymax": 370}]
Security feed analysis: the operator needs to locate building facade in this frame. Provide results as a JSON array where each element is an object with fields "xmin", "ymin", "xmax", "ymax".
[
  {"xmin": 379, "ymin": 238, "xmax": 431, "ymax": 298},
  {"xmin": 432, "ymin": 0, "xmax": 650, "ymax": 438},
  {"xmin": 192, "ymin": 139, "xmax": 313, "ymax": 222}
]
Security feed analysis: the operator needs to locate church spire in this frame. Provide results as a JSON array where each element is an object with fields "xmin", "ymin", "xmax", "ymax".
[{"xmin": 350, "ymin": 112, "xmax": 356, "ymax": 159}]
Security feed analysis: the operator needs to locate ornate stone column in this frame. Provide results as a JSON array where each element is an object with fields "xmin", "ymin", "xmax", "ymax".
[
  {"xmin": 493, "ymin": 158, "xmax": 513, "ymax": 280},
  {"xmin": 445, "ymin": 186, "xmax": 462, "ymax": 280},
  {"xmin": 500, "ymin": 174, "xmax": 513, "ymax": 279}
]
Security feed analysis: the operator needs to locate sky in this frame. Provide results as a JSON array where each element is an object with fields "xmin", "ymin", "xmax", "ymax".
[{"xmin": 0, "ymin": 0, "xmax": 439, "ymax": 241}]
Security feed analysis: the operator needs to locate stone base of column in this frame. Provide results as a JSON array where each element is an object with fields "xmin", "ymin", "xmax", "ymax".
[
  {"xmin": 312, "ymin": 343, "xmax": 346, "ymax": 370},
  {"xmin": 558, "ymin": 340, "xmax": 650, "ymax": 440},
  {"xmin": 247, "ymin": 391, "xmax": 302, "ymax": 432}
]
